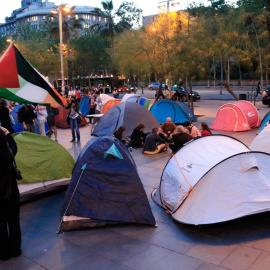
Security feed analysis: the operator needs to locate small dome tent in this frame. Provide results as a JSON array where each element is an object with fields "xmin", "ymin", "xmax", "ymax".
[
  {"xmin": 250, "ymin": 124, "xmax": 270, "ymax": 153},
  {"xmin": 59, "ymin": 136, "xmax": 156, "ymax": 232},
  {"xmin": 210, "ymin": 101, "xmax": 261, "ymax": 131},
  {"xmin": 150, "ymin": 100, "xmax": 197, "ymax": 124},
  {"xmin": 92, "ymin": 102, "xmax": 160, "ymax": 137},
  {"xmin": 13, "ymin": 132, "xmax": 75, "ymax": 200},
  {"xmin": 55, "ymin": 106, "xmax": 87, "ymax": 128},
  {"xmin": 257, "ymin": 111, "xmax": 270, "ymax": 134},
  {"xmin": 151, "ymin": 135, "xmax": 270, "ymax": 225},
  {"xmin": 121, "ymin": 93, "xmax": 141, "ymax": 103}
]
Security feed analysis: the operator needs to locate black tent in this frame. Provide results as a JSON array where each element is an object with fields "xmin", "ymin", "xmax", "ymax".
[{"xmin": 59, "ymin": 136, "xmax": 156, "ymax": 232}]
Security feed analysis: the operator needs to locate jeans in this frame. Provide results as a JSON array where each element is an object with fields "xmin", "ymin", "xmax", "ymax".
[{"xmin": 70, "ymin": 118, "xmax": 80, "ymax": 141}]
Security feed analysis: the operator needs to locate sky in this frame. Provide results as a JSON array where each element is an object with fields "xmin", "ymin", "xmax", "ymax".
[{"xmin": 0, "ymin": 0, "xmax": 222, "ymax": 24}]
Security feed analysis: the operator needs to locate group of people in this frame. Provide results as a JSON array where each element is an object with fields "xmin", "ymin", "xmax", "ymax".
[{"xmin": 113, "ymin": 117, "xmax": 212, "ymax": 155}]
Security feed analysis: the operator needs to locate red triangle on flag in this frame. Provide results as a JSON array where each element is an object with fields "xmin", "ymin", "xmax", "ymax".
[{"xmin": 0, "ymin": 45, "xmax": 20, "ymax": 88}]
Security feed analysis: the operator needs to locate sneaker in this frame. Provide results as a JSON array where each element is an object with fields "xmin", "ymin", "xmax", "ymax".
[
  {"xmin": 70, "ymin": 139, "xmax": 75, "ymax": 143},
  {"xmin": 76, "ymin": 140, "xmax": 80, "ymax": 143}
]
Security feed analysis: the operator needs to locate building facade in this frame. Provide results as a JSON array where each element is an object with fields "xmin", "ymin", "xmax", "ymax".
[{"xmin": 0, "ymin": 0, "xmax": 104, "ymax": 36}]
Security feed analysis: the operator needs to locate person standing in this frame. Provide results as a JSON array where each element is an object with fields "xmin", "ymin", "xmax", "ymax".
[
  {"xmin": 0, "ymin": 126, "xmax": 21, "ymax": 261},
  {"xmin": 0, "ymin": 98, "xmax": 14, "ymax": 133},
  {"xmin": 66, "ymin": 96, "xmax": 80, "ymax": 143},
  {"xmin": 18, "ymin": 104, "xmax": 36, "ymax": 133},
  {"xmin": 88, "ymin": 89, "xmax": 96, "ymax": 123},
  {"xmin": 95, "ymin": 91, "xmax": 102, "ymax": 114},
  {"xmin": 256, "ymin": 81, "xmax": 262, "ymax": 97},
  {"xmin": 46, "ymin": 106, "xmax": 58, "ymax": 142},
  {"xmin": 35, "ymin": 105, "xmax": 48, "ymax": 136}
]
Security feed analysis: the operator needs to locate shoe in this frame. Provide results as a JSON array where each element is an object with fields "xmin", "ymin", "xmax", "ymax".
[
  {"xmin": 55, "ymin": 140, "xmax": 58, "ymax": 142},
  {"xmin": 70, "ymin": 139, "xmax": 75, "ymax": 143},
  {"xmin": 76, "ymin": 140, "xmax": 80, "ymax": 143},
  {"xmin": 11, "ymin": 250, "xmax": 21, "ymax": 257}
]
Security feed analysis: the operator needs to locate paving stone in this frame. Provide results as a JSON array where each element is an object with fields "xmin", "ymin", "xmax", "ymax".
[
  {"xmin": 0, "ymin": 255, "xmax": 42, "ymax": 270},
  {"xmin": 220, "ymin": 245, "xmax": 261, "ymax": 270},
  {"xmin": 90, "ymin": 234, "xmax": 151, "ymax": 264},
  {"xmin": 144, "ymin": 251, "xmax": 203, "ymax": 270},
  {"xmin": 186, "ymin": 239, "xmax": 237, "ymax": 265},
  {"xmin": 248, "ymin": 252, "xmax": 270, "ymax": 270},
  {"xmin": 196, "ymin": 262, "xmax": 229, "ymax": 270}
]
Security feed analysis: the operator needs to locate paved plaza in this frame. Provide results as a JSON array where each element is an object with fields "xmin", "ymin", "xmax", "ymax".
[{"xmin": 1, "ymin": 89, "xmax": 270, "ymax": 270}]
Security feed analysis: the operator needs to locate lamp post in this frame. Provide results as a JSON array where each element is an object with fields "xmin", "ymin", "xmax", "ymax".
[
  {"xmin": 52, "ymin": 5, "xmax": 71, "ymax": 97},
  {"xmin": 158, "ymin": 0, "xmax": 180, "ymax": 92}
]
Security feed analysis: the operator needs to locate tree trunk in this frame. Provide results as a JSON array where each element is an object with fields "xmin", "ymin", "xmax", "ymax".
[
  {"xmin": 189, "ymin": 78, "xmax": 194, "ymax": 113},
  {"xmin": 266, "ymin": 63, "xmax": 269, "ymax": 86},
  {"xmin": 221, "ymin": 83, "xmax": 239, "ymax": 101},
  {"xmin": 238, "ymin": 62, "xmax": 242, "ymax": 87}
]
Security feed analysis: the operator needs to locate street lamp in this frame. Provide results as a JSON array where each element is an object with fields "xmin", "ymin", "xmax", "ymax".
[{"xmin": 52, "ymin": 4, "xmax": 71, "ymax": 96}]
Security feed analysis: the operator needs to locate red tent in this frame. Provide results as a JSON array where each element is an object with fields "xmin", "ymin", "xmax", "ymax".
[
  {"xmin": 211, "ymin": 101, "xmax": 261, "ymax": 131},
  {"xmin": 55, "ymin": 106, "xmax": 87, "ymax": 128}
]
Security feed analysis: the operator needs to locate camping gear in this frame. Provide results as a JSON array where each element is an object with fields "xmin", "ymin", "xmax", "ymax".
[
  {"xmin": 13, "ymin": 132, "xmax": 75, "ymax": 200},
  {"xmin": 151, "ymin": 135, "xmax": 270, "ymax": 225},
  {"xmin": 150, "ymin": 99, "xmax": 197, "ymax": 124},
  {"xmin": 250, "ymin": 124, "xmax": 270, "ymax": 153},
  {"xmin": 121, "ymin": 93, "xmax": 141, "ymax": 103},
  {"xmin": 59, "ymin": 136, "xmax": 156, "ymax": 232},
  {"xmin": 210, "ymin": 101, "xmax": 261, "ymax": 131},
  {"xmin": 257, "ymin": 111, "xmax": 270, "ymax": 134},
  {"xmin": 92, "ymin": 102, "xmax": 160, "ymax": 137},
  {"xmin": 0, "ymin": 44, "xmax": 66, "ymax": 107},
  {"xmin": 140, "ymin": 97, "xmax": 151, "ymax": 109},
  {"xmin": 55, "ymin": 106, "xmax": 87, "ymax": 128}
]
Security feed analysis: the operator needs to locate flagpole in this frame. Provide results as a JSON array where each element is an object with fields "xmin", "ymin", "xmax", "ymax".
[{"xmin": 59, "ymin": 7, "xmax": 65, "ymax": 97}]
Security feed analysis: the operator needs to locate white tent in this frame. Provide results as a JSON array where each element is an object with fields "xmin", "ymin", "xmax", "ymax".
[
  {"xmin": 152, "ymin": 135, "xmax": 270, "ymax": 225},
  {"xmin": 250, "ymin": 125, "xmax": 270, "ymax": 153},
  {"xmin": 100, "ymin": 93, "xmax": 115, "ymax": 104},
  {"xmin": 121, "ymin": 93, "xmax": 140, "ymax": 103}
]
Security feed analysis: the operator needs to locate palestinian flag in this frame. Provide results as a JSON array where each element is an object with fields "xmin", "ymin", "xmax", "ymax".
[{"xmin": 0, "ymin": 44, "xmax": 67, "ymax": 107}]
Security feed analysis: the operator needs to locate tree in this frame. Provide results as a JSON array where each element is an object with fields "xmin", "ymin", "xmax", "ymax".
[{"xmin": 91, "ymin": 0, "xmax": 142, "ymax": 54}]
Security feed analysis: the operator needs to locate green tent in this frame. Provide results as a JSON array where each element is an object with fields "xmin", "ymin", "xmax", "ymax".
[{"xmin": 13, "ymin": 132, "xmax": 75, "ymax": 198}]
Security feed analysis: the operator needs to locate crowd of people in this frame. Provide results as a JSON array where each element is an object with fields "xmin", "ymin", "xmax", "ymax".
[{"xmin": 113, "ymin": 117, "xmax": 212, "ymax": 155}]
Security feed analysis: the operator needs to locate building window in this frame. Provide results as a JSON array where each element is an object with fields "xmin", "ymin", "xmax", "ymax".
[
  {"xmin": 32, "ymin": 16, "xmax": 37, "ymax": 22},
  {"xmin": 93, "ymin": 15, "xmax": 96, "ymax": 21},
  {"xmin": 43, "ymin": 16, "xmax": 46, "ymax": 20},
  {"xmin": 99, "ymin": 16, "xmax": 101, "ymax": 22},
  {"xmin": 84, "ymin": 23, "xmax": 90, "ymax": 29},
  {"xmin": 27, "ymin": 18, "xmax": 30, "ymax": 22},
  {"xmin": 75, "ymin": 14, "xmax": 78, "ymax": 19},
  {"xmin": 83, "ymin": 15, "xmax": 90, "ymax": 20},
  {"xmin": 105, "ymin": 18, "xmax": 107, "ymax": 22}
]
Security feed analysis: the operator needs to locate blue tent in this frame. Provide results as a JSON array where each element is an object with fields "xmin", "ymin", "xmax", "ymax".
[
  {"xmin": 150, "ymin": 99, "xmax": 197, "ymax": 124},
  {"xmin": 59, "ymin": 136, "xmax": 156, "ymax": 232},
  {"xmin": 79, "ymin": 96, "xmax": 90, "ymax": 116},
  {"xmin": 258, "ymin": 111, "xmax": 270, "ymax": 134},
  {"xmin": 92, "ymin": 102, "xmax": 160, "ymax": 137}
]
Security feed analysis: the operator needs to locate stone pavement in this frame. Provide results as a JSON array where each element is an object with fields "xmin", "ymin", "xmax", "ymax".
[{"xmin": 1, "ymin": 97, "xmax": 270, "ymax": 270}]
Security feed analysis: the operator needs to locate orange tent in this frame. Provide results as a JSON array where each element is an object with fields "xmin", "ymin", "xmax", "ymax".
[{"xmin": 102, "ymin": 99, "xmax": 121, "ymax": 114}]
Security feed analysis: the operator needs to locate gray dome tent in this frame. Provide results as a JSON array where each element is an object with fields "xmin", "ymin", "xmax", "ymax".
[
  {"xmin": 152, "ymin": 135, "xmax": 270, "ymax": 225},
  {"xmin": 59, "ymin": 136, "xmax": 156, "ymax": 232},
  {"xmin": 92, "ymin": 102, "xmax": 160, "ymax": 137}
]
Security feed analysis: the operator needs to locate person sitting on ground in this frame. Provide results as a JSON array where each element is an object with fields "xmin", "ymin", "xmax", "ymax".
[
  {"xmin": 113, "ymin": 126, "xmax": 127, "ymax": 144},
  {"xmin": 183, "ymin": 121, "xmax": 201, "ymax": 139},
  {"xmin": 128, "ymin": 122, "xmax": 147, "ymax": 148},
  {"xmin": 199, "ymin": 122, "xmax": 212, "ymax": 137},
  {"xmin": 169, "ymin": 125, "xmax": 191, "ymax": 154},
  {"xmin": 143, "ymin": 128, "xmax": 167, "ymax": 155},
  {"xmin": 159, "ymin": 117, "xmax": 177, "ymax": 142}
]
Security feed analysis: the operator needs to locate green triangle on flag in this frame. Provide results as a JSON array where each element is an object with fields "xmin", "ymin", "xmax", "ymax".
[{"xmin": 104, "ymin": 144, "xmax": 123, "ymax": 160}]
